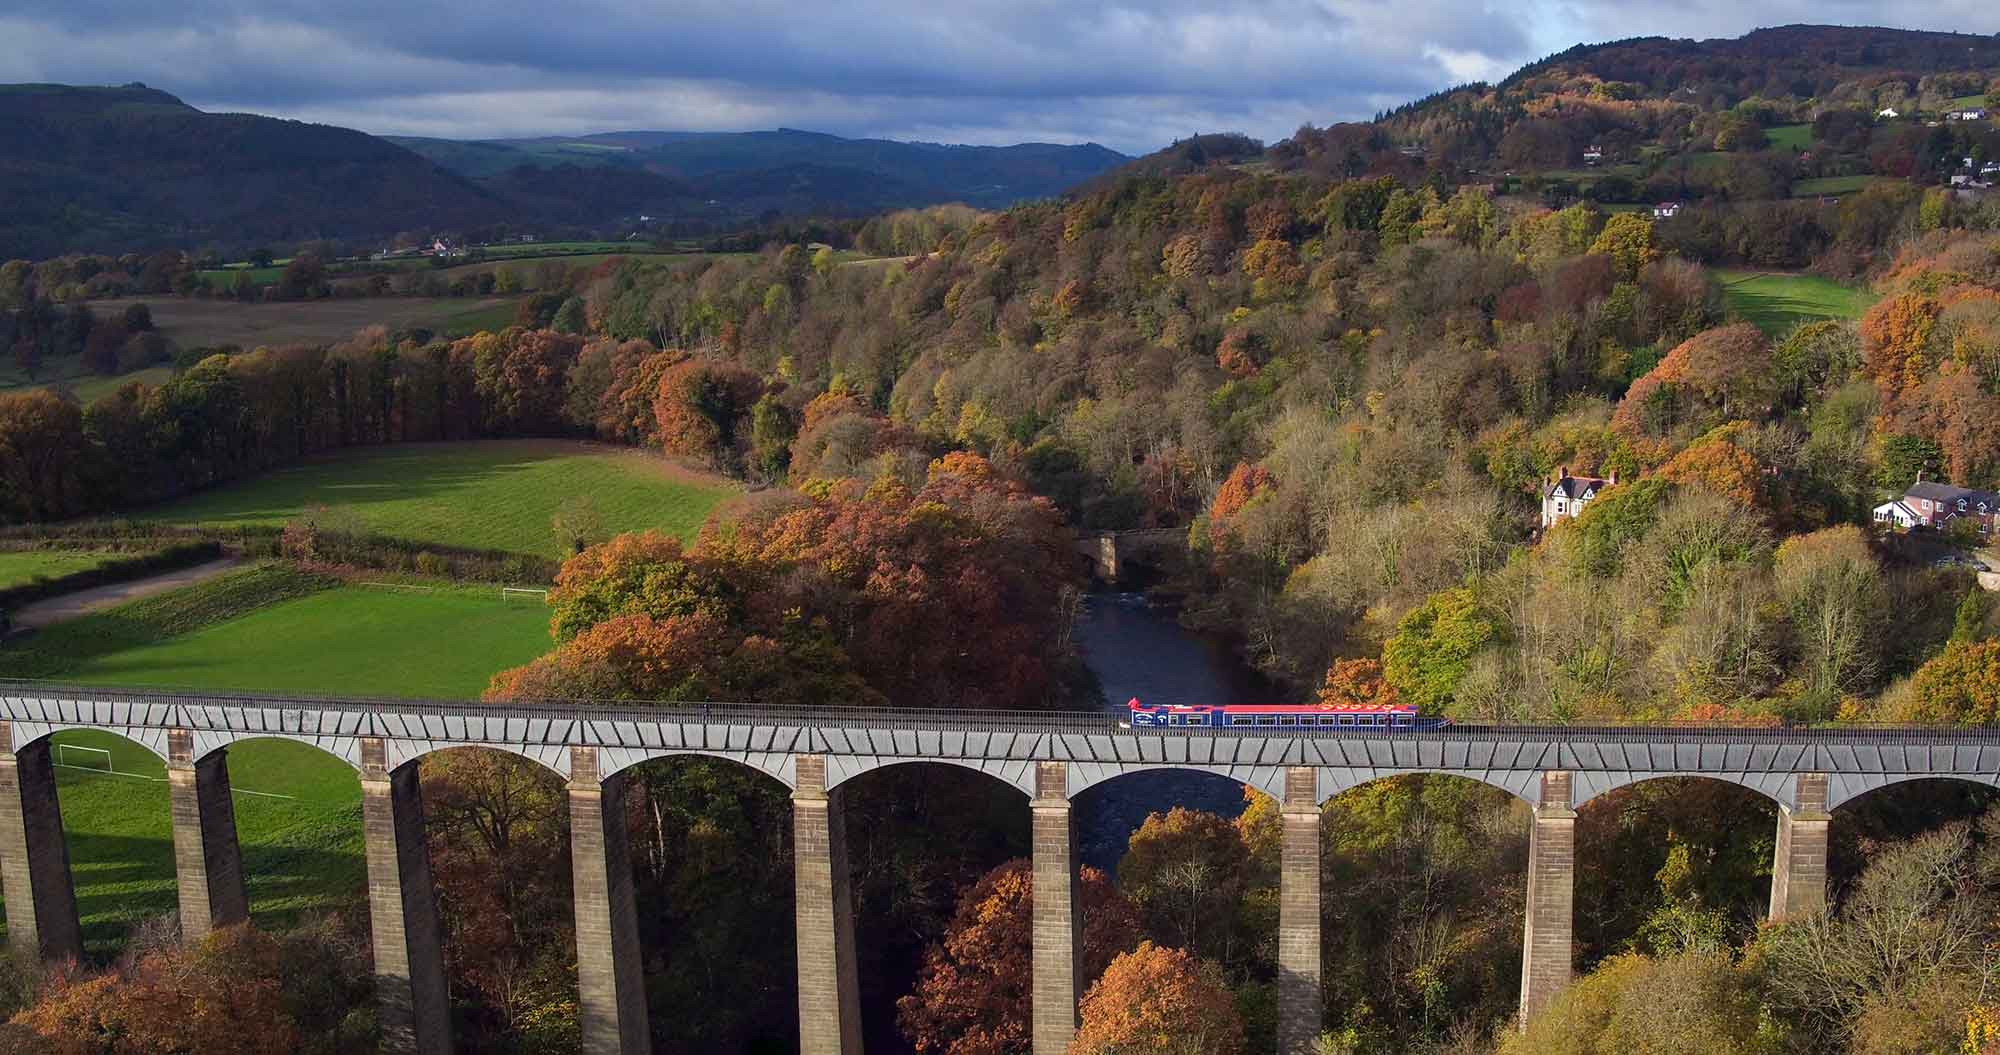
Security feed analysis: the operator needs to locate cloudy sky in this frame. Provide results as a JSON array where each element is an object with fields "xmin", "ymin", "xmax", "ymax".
[{"xmin": 2, "ymin": 1, "xmax": 1998, "ymax": 154}]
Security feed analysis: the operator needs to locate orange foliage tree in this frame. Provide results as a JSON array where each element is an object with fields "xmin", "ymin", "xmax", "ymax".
[
  {"xmin": 494, "ymin": 452, "xmax": 1081, "ymax": 713},
  {"xmin": 1610, "ymin": 324, "xmax": 1774, "ymax": 439},
  {"xmin": 9, "ymin": 926, "xmax": 300, "ymax": 1055},
  {"xmin": 1860, "ymin": 292, "xmax": 1943, "ymax": 397},
  {"xmin": 1888, "ymin": 640, "xmax": 2000, "ymax": 724},
  {"xmin": 897, "ymin": 860, "xmax": 1143, "ymax": 1055},
  {"xmin": 1069, "ymin": 942, "xmax": 1246, "ymax": 1055},
  {"xmin": 1317, "ymin": 657, "xmax": 1399, "ymax": 707}
]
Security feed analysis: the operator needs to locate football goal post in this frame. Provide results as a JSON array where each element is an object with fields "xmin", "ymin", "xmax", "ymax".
[
  {"xmin": 55, "ymin": 744, "xmax": 113, "ymax": 774},
  {"xmin": 501, "ymin": 587, "xmax": 550, "ymax": 604}
]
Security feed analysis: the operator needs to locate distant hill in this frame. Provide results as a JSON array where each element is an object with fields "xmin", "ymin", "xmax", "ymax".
[
  {"xmin": 0, "ymin": 85, "xmax": 1129, "ymax": 258},
  {"xmin": 0, "ymin": 84, "xmax": 506, "ymax": 259},
  {"xmin": 1335, "ymin": 25, "xmax": 2000, "ymax": 177},
  {"xmin": 389, "ymin": 128, "xmax": 1128, "ymax": 212}
]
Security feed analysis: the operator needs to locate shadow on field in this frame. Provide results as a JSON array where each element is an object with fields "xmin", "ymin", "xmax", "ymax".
[{"xmin": 0, "ymin": 829, "xmax": 367, "ymax": 961}]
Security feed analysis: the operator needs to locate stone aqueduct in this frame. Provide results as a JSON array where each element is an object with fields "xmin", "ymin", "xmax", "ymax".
[{"xmin": 3, "ymin": 685, "xmax": 2000, "ymax": 1054}]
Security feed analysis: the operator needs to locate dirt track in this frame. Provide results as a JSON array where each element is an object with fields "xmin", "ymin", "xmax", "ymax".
[{"xmin": 11, "ymin": 557, "xmax": 243, "ymax": 629}]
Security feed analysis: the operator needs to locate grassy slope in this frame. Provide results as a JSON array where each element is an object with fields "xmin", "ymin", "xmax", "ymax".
[
  {"xmin": 1718, "ymin": 270, "xmax": 1878, "ymax": 335},
  {"xmin": 1766, "ymin": 124, "xmax": 1813, "ymax": 150},
  {"xmin": 63, "ymin": 583, "xmax": 552, "ymax": 697},
  {"xmin": 37, "ymin": 730, "xmax": 365, "ymax": 955},
  {"xmin": 0, "ymin": 550, "xmax": 120, "ymax": 588},
  {"xmin": 133, "ymin": 440, "xmax": 733, "ymax": 555}
]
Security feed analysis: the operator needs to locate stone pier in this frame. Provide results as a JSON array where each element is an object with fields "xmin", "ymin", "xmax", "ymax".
[
  {"xmin": 569, "ymin": 747, "xmax": 650, "ymax": 1054},
  {"xmin": 1277, "ymin": 766, "xmax": 1322, "ymax": 1055},
  {"xmin": 360, "ymin": 738, "xmax": 452, "ymax": 1055},
  {"xmin": 1517, "ymin": 770, "xmax": 1575, "ymax": 1029},
  {"xmin": 0, "ymin": 724, "xmax": 79, "ymax": 962},
  {"xmin": 1769, "ymin": 772, "xmax": 1830, "ymax": 921},
  {"xmin": 793, "ymin": 754, "xmax": 862, "ymax": 1055},
  {"xmin": 166, "ymin": 729, "xmax": 246, "ymax": 941},
  {"xmin": 1032, "ymin": 761, "xmax": 1081, "ymax": 1055}
]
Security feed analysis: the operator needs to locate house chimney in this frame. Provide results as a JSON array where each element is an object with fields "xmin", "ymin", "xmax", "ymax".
[
  {"xmin": 1557, "ymin": 465, "xmax": 1567, "ymax": 482},
  {"xmin": 1608, "ymin": 469, "xmax": 1618, "ymax": 486}
]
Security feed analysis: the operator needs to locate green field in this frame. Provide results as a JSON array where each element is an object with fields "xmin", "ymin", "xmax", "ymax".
[
  {"xmin": 193, "ymin": 266, "xmax": 284, "ymax": 291},
  {"xmin": 59, "ymin": 582, "xmax": 552, "ymax": 697},
  {"xmin": 1718, "ymin": 270, "xmax": 1878, "ymax": 335},
  {"xmin": 135, "ymin": 440, "xmax": 734, "ymax": 556},
  {"xmin": 26, "ymin": 730, "xmax": 365, "ymax": 954},
  {"xmin": 1766, "ymin": 124, "xmax": 1813, "ymax": 150},
  {"xmin": 440, "ymin": 298, "xmax": 524, "ymax": 337},
  {"xmin": 1792, "ymin": 175, "xmax": 1881, "ymax": 196},
  {"xmin": 0, "ymin": 550, "xmax": 121, "ymax": 588}
]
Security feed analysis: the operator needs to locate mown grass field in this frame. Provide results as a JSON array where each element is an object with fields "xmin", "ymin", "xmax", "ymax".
[
  {"xmin": 439, "ymin": 298, "xmax": 524, "ymax": 337},
  {"xmin": 0, "ymin": 550, "xmax": 121, "ymax": 588},
  {"xmin": 32, "ymin": 730, "xmax": 366, "ymax": 955},
  {"xmin": 1718, "ymin": 270, "xmax": 1878, "ymax": 335},
  {"xmin": 60, "ymin": 582, "xmax": 552, "ymax": 697},
  {"xmin": 133, "ymin": 439, "xmax": 733, "ymax": 556},
  {"xmin": 0, "ymin": 563, "xmax": 549, "ymax": 694}
]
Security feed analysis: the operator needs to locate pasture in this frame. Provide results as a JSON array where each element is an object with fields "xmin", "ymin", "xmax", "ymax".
[
  {"xmin": 133, "ymin": 439, "xmax": 733, "ymax": 556},
  {"xmin": 1766, "ymin": 124, "xmax": 1813, "ymax": 150},
  {"xmin": 1718, "ymin": 270, "xmax": 1877, "ymax": 335},
  {"xmin": 127, "ymin": 296, "xmax": 517, "ymax": 350},
  {"xmin": 56, "ymin": 582, "xmax": 553, "ymax": 698},
  {"xmin": 37, "ymin": 729, "xmax": 365, "ymax": 954}
]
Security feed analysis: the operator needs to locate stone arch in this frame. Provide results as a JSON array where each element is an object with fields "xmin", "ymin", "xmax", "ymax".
[
  {"xmin": 597, "ymin": 747, "xmax": 796, "ymax": 792},
  {"xmin": 823, "ymin": 755, "xmax": 1035, "ymax": 799},
  {"xmin": 1067, "ymin": 761, "xmax": 1272, "ymax": 801},
  {"xmin": 1571, "ymin": 770, "xmax": 1791, "ymax": 811},
  {"xmin": 390, "ymin": 740, "xmax": 572, "ymax": 781},
  {"xmin": 190, "ymin": 730, "xmax": 362, "ymax": 772},
  {"xmin": 1320, "ymin": 767, "xmax": 1539, "ymax": 807},
  {"xmin": 10, "ymin": 722, "xmax": 170, "ymax": 766},
  {"xmin": 1826, "ymin": 771, "xmax": 2000, "ymax": 812}
]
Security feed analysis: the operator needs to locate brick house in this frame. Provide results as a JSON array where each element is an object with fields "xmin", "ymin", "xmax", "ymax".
[
  {"xmin": 1891, "ymin": 479, "xmax": 2000, "ymax": 535},
  {"xmin": 1542, "ymin": 467, "xmax": 1618, "ymax": 528}
]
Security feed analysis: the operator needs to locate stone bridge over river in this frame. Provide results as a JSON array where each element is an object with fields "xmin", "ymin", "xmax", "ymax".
[{"xmin": 4, "ymin": 684, "xmax": 2000, "ymax": 1054}]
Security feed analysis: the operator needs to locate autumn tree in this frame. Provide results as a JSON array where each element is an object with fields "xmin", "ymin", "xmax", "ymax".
[
  {"xmin": 1773, "ymin": 526, "xmax": 1884, "ymax": 706},
  {"xmin": 1382, "ymin": 587, "xmax": 1500, "ymax": 714},
  {"xmin": 1861, "ymin": 293, "xmax": 1944, "ymax": 397},
  {"xmin": 0, "ymin": 389, "xmax": 85, "ymax": 521},
  {"xmin": 1316, "ymin": 658, "xmax": 1398, "ymax": 707},
  {"xmin": 1502, "ymin": 950, "xmax": 1763, "ymax": 1055},
  {"xmin": 898, "ymin": 860, "xmax": 1143, "ymax": 1055},
  {"xmin": 1884, "ymin": 639, "xmax": 2000, "ymax": 724},
  {"xmin": 10, "ymin": 926, "xmax": 303, "ymax": 1055},
  {"xmin": 1070, "ymin": 942, "xmax": 1246, "ymax": 1055},
  {"xmin": 1589, "ymin": 212, "xmax": 1660, "ymax": 279},
  {"xmin": 1117, "ymin": 807, "xmax": 1274, "ymax": 974}
]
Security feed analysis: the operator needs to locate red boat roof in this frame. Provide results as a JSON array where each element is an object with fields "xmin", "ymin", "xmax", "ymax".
[{"xmin": 1126, "ymin": 698, "xmax": 1416, "ymax": 715}]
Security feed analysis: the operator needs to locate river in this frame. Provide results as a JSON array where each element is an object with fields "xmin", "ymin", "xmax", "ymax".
[{"xmin": 1069, "ymin": 591, "xmax": 1275, "ymax": 873}]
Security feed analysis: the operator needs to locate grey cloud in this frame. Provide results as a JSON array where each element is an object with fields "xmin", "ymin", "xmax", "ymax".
[{"xmin": 2, "ymin": 1, "xmax": 1997, "ymax": 154}]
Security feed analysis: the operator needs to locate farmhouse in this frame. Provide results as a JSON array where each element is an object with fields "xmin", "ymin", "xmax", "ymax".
[
  {"xmin": 1653, "ymin": 201, "xmax": 1682, "ymax": 219},
  {"xmin": 1948, "ymin": 108, "xmax": 1990, "ymax": 121},
  {"xmin": 1878, "ymin": 108, "xmax": 1901, "ymax": 119},
  {"xmin": 1888, "ymin": 479, "xmax": 2000, "ymax": 535},
  {"xmin": 1541, "ymin": 467, "xmax": 1618, "ymax": 528},
  {"xmin": 1871, "ymin": 500, "xmax": 1922, "ymax": 530}
]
